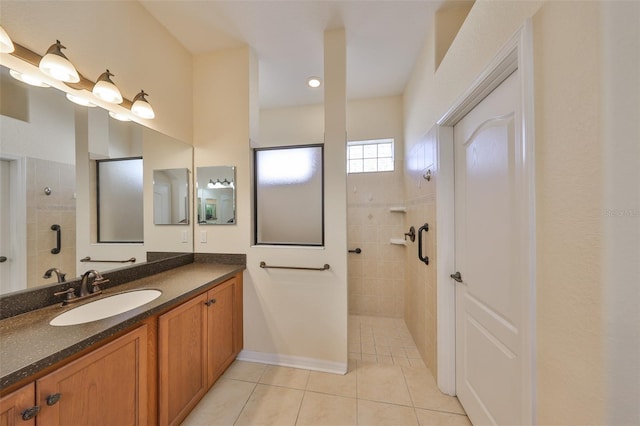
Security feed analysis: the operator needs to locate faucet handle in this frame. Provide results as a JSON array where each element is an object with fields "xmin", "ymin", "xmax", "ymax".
[
  {"xmin": 91, "ymin": 278, "xmax": 109, "ymax": 293},
  {"xmin": 54, "ymin": 288, "xmax": 77, "ymax": 303}
]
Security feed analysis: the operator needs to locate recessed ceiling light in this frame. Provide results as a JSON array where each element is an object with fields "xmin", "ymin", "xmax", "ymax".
[{"xmin": 307, "ymin": 77, "xmax": 322, "ymax": 88}]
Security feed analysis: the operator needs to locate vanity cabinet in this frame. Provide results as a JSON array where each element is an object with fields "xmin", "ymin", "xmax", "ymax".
[
  {"xmin": 158, "ymin": 292, "xmax": 208, "ymax": 425},
  {"xmin": 158, "ymin": 274, "xmax": 242, "ymax": 426},
  {"xmin": 36, "ymin": 324, "xmax": 148, "ymax": 425},
  {"xmin": 0, "ymin": 325, "xmax": 147, "ymax": 425},
  {"xmin": 0, "ymin": 383, "xmax": 35, "ymax": 425}
]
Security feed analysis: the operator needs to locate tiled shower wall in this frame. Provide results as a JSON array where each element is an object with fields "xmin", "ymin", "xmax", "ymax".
[
  {"xmin": 27, "ymin": 158, "xmax": 76, "ymax": 288},
  {"xmin": 404, "ymin": 135, "xmax": 438, "ymax": 374},
  {"xmin": 347, "ymin": 170, "xmax": 406, "ymax": 318}
]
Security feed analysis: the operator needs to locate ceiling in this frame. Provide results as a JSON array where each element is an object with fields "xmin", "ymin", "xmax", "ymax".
[{"xmin": 139, "ymin": 1, "xmax": 446, "ymax": 109}]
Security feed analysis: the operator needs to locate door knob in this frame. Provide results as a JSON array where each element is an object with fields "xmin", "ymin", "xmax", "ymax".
[
  {"xmin": 450, "ymin": 272, "xmax": 463, "ymax": 283},
  {"xmin": 0, "ymin": 256, "xmax": 6, "ymax": 263}
]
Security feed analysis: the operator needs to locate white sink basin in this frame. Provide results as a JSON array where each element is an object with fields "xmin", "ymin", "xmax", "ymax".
[{"xmin": 50, "ymin": 289, "xmax": 162, "ymax": 326}]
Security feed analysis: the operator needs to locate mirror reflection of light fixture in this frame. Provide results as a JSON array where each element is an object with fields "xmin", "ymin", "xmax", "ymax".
[
  {"xmin": 9, "ymin": 69, "xmax": 50, "ymax": 87},
  {"xmin": 93, "ymin": 69, "xmax": 123, "ymax": 104},
  {"xmin": 207, "ymin": 178, "xmax": 234, "ymax": 189},
  {"xmin": 108, "ymin": 110, "xmax": 130, "ymax": 121},
  {"xmin": 39, "ymin": 40, "xmax": 80, "ymax": 83},
  {"xmin": 131, "ymin": 90, "xmax": 155, "ymax": 119},
  {"xmin": 66, "ymin": 92, "xmax": 96, "ymax": 107},
  {"xmin": 0, "ymin": 25, "xmax": 15, "ymax": 53}
]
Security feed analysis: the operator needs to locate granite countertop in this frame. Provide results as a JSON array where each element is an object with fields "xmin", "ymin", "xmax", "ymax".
[{"xmin": 0, "ymin": 262, "xmax": 244, "ymax": 390}]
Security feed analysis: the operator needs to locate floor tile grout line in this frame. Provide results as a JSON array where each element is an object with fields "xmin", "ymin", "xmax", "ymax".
[{"xmin": 231, "ymin": 381, "xmax": 258, "ymax": 426}]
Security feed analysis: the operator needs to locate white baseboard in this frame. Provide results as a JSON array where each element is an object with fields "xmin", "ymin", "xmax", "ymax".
[{"xmin": 237, "ymin": 350, "xmax": 348, "ymax": 375}]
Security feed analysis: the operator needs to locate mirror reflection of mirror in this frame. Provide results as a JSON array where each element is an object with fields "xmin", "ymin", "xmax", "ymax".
[
  {"xmin": 197, "ymin": 166, "xmax": 236, "ymax": 225},
  {"xmin": 153, "ymin": 168, "xmax": 190, "ymax": 225}
]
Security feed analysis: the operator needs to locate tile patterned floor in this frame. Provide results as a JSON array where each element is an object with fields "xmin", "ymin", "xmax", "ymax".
[{"xmin": 182, "ymin": 315, "xmax": 471, "ymax": 426}]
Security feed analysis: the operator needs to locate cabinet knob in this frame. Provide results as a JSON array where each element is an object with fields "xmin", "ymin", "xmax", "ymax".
[
  {"xmin": 46, "ymin": 393, "xmax": 62, "ymax": 406},
  {"xmin": 21, "ymin": 406, "xmax": 40, "ymax": 420},
  {"xmin": 204, "ymin": 298, "xmax": 217, "ymax": 306}
]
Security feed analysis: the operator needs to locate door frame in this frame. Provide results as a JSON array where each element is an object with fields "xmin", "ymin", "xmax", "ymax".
[
  {"xmin": 0, "ymin": 154, "xmax": 27, "ymax": 291},
  {"xmin": 434, "ymin": 20, "xmax": 536, "ymax": 423}
]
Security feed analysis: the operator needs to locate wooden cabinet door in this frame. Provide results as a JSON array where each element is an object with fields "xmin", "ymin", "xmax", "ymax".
[
  {"xmin": 0, "ymin": 383, "xmax": 36, "ymax": 426},
  {"xmin": 158, "ymin": 293, "xmax": 207, "ymax": 426},
  {"xmin": 36, "ymin": 325, "xmax": 148, "ymax": 426},
  {"xmin": 206, "ymin": 278, "xmax": 236, "ymax": 386}
]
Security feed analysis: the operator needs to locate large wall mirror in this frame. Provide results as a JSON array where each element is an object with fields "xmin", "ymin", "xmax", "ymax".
[
  {"xmin": 0, "ymin": 65, "xmax": 193, "ymax": 295},
  {"xmin": 196, "ymin": 166, "xmax": 236, "ymax": 225}
]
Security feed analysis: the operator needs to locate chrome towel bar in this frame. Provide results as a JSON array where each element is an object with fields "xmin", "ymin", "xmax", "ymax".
[
  {"xmin": 259, "ymin": 261, "xmax": 330, "ymax": 271},
  {"xmin": 80, "ymin": 256, "xmax": 136, "ymax": 263}
]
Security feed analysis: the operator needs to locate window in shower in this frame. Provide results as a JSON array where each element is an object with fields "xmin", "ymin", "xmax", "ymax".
[
  {"xmin": 347, "ymin": 138, "xmax": 394, "ymax": 173},
  {"xmin": 254, "ymin": 144, "xmax": 324, "ymax": 246}
]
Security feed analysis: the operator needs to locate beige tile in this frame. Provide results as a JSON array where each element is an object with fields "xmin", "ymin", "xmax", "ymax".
[
  {"xmin": 361, "ymin": 342, "xmax": 376, "ymax": 355},
  {"xmin": 402, "ymin": 367, "xmax": 465, "ymax": 415},
  {"xmin": 234, "ymin": 384, "xmax": 303, "ymax": 426},
  {"xmin": 405, "ymin": 347, "xmax": 422, "ymax": 359},
  {"xmin": 392, "ymin": 356, "xmax": 411, "ymax": 367},
  {"xmin": 377, "ymin": 355, "xmax": 394, "ymax": 365},
  {"xmin": 297, "ymin": 392, "xmax": 357, "ymax": 426},
  {"xmin": 356, "ymin": 361, "xmax": 412, "ymax": 406},
  {"xmin": 357, "ymin": 399, "xmax": 419, "ymax": 426},
  {"xmin": 222, "ymin": 360, "xmax": 267, "ymax": 382},
  {"xmin": 307, "ymin": 362, "xmax": 357, "ymax": 398},
  {"xmin": 361, "ymin": 354, "xmax": 378, "ymax": 363},
  {"xmin": 349, "ymin": 352, "xmax": 362, "ymax": 361},
  {"xmin": 415, "ymin": 409, "xmax": 472, "ymax": 426},
  {"xmin": 181, "ymin": 379, "xmax": 255, "ymax": 426},
  {"xmin": 408, "ymin": 357, "xmax": 427, "ymax": 369},
  {"xmin": 375, "ymin": 345, "xmax": 391, "ymax": 356},
  {"xmin": 259, "ymin": 365, "xmax": 310, "ymax": 389}
]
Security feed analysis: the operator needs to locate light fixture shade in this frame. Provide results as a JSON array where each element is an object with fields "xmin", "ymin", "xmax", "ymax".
[
  {"xmin": 66, "ymin": 92, "xmax": 96, "ymax": 107},
  {"xmin": 108, "ymin": 110, "xmax": 130, "ymax": 121},
  {"xmin": 9, "ymin": 69, "xmax": 49, "ymax": 87},
  {"xmin": 93, "ymin": 69, "xmax": 122, "ymax": 104},
  {"xmin": 0, "ymin": 25, "xmax": 14, "ymax": 53},
  {"xmin": 131, "ymin": 90, "xmax": 155, "ymax": 119},
  {"xmin": 39, "ymin": 40, "xmax": 80, "ymax": 83}
]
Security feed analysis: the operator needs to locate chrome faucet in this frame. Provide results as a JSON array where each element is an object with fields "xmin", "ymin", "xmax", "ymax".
[
  {"xmin": 79, "ymin": 269, "xmax": 108, "ymax": 297},
  {"xmin": 43, "ymin": 268, "xmax": 66, "ymax": 283}
]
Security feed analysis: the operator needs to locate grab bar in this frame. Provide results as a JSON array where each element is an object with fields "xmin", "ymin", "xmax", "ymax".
[
  {"xmin": 418, "ymin": 223, "xmax": 429, "ymax": 265},
  {"xmin": 80, "ymin": 256, "xmax": 136, "ymax": 263},
  {"xmin": 51, "ymin": 224, "xmax": 61, "ymax": 254},
  {"xmin": 259, "ymin": 261, "xmax": 330, "ymax": 271}
]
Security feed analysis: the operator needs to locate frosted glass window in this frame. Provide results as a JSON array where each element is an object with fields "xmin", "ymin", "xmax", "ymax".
[
  {"xmin": 255, "ymin": 145, "xmax": 324, "ymax": 246},
  {"xmin": 97, "ymin": 157, "xmax": 143, "ymax": 243},
  {"xmin": 347, "ymin": 138, "xmax": 395, "ymax": 173}
]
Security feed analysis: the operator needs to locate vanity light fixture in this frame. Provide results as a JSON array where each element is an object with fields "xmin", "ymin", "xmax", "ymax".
[
  {"xmin": 131, "ymin": 90, "xmax": 155, "ymax": 119},
  {"xmin": 108, "ymin": 110, "xmax": 130, "ymax": 121},
  {"xmin": 66, "ymin": 92, "xmax": 96, "ymax": 107},
  {"xmin": 307, "ymin": 77, "xmax": 322, "ymax": 88},
  {"xmin": 0, "ymin": 25, "xmax": 14, "ymax": 53},
  {"xmin": 39, "ymin": 40, "xmax": 80, "ymax": 83},
  {"xmin": 9, "ymin": 69, "xmax": 50, "ymax": 87},
  {"xmin": 207, "ymin": 179, "xmax": 215, "ymax": 189},
  {"xmin": 93, "ymin": 69, "xmax": 123, "ymax": 104}
]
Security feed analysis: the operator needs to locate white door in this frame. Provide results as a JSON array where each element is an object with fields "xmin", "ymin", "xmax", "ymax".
[{"xmin": 453, "ymin": 69, "xmax": 531, "ymax": 425}]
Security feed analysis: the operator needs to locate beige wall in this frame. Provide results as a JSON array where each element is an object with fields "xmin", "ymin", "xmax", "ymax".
[
  {"xmin": 402, "ymin": 0, "xmax": 638, "ymax": 423},
  {"xmin": 0, "ymin": 0, "xmax": 193, "ymax": 143}
]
